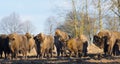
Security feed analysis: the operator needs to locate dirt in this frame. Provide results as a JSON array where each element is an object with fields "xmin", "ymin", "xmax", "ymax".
[{"xmin": 1, "ymin": 44, "xmax": 120, "ymax": 64}]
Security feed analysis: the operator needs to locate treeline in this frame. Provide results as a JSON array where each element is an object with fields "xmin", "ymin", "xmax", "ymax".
[
  {"xmin": 45, "ymin": 0, "xmax": 120, "ymax": 42},
  {"xmin": 0, "ymin": 12, "xmax": 35, "ymax": 34}
]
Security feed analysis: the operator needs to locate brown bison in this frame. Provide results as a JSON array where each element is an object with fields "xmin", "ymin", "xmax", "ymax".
[
  {"xmin": 8, "ymin": 33, "xmax": 28, "ymax": 59},
  {"xmin": 34, "ymin": 33, "xmax": 54, "ymax": 58},
  {"xmin": 25, "ymin": 32, "xmax": 36, "ymax": 52},
  {"xmin": 93, "ymin": 30, "xmax": 120, "ymax": 56},
  {"xmin": 0, "ymin": 34, "xmax": 11, "ymax": 58},
  {"xmin": 66, "ymin": 35, "xmax": 88, "ymax": 57}
]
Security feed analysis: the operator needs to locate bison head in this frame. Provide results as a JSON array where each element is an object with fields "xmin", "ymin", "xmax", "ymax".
[
  {"xmin": 8, "ymin": 33, "xmax": 18, "ymax": 52},
  {"xmin": 55, "ymin": 29, "xmax": 69, "ymax": 42},
  {"xmin": 93, "ymin": 34, "xmax": 109, "ymax": 49},
  {"xmin": 25, "ymin": 32, "xmax": 32, "ymax": 39},
  {"xmin": 93, "ymin": 35, "xmax": 102, "ymax": 48},
  {"xmin": 37, "ymin": 33, "xmax": 45, "ymax": 42},
  {"xmin": 98, "ymin": 30, "xmax": 111, "ymax": 39},
  {"xmin": 8, "ymin": 34, "xmax": 16, "ymax": 45}
]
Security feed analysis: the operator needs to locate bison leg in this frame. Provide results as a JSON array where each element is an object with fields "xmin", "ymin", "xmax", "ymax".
[
  {"xmin": 57, "ymin": 48, "xmax": 60, "ymax": 57},
  {"xmin": 37, "ymin": 53, "xmax": 40, "ymax": 58},
  {"xmin": 4, "ymin": 52, "xmax": 7, "ymax": 59},
  {"xmin": 24, "ymin": 51, "xmax": 27, "ymax": 59},
  {"xmin": 82, "ymin": 41, "xmax": 88, "ymax": 57},
  {"xmin": 21, "ymin": 49, "xmax": 27, "ymax": 59},
  {"xmin": 61, "ymin": 50, "xmax": 64, "ymax": 57},
  {"xmin": 113, "ymin": 43, "xmax": 119, "ymax": 56},
  {"xmin": 68, "ymin": 51, "xmax": 72, "ymax": 57},
  {"xmin": 108, "ymin": 40, "xmax": 115, "ymax": 56},
  {"xmin": 41, "ymin": 49, "xmax": 45, "ymax": 58},
  {"xmin": 11, "ymin": 52, "xmax": 16, "ymax": 59},
  {"xmin": 49, "ymin": 49, "xmax": 53, "ymax": 58},
  {"xmin": 104, "ymin": 45, "xmax": 108, "ymax": 56},
  {"xmin": 74, "ymin": 51, "xmax": 78, "ymax": 57},
  {"xmin": 36, "ymin": 50, "xmax": 40, "ymax": 58},
  {"xmin": 63, "ymin": 47, "xmax": 67, "ymax": 57}
]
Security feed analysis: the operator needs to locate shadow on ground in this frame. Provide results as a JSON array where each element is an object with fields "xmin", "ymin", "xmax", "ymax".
[{"xmin": 0, "ymin": 54, "xmax": 120, "ymax": 64}]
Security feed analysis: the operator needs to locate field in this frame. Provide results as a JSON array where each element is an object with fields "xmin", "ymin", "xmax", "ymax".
[{"xmin": 0, "ymin": 44, "xmax": 120, "ymax": 64}]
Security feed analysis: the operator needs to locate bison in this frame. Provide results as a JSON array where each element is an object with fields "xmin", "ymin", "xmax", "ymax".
[
  {"xmin": 54, "ymin": 36, "xmax": 65, "ymax": 57},
  {"xmin": 34, "ymin": 33, "xmax": 54, "ymax": 58},
  {"xmin": 8, "ymin": 33, "xmax": 28, "ymax": 59},
  {"xmin": 93, "ymin": 34, "xmax": 109, "ymax": 55},
  {"xmin": 66, "ymin": 35, "xmax": 88, "ymax": 57},
  {"xmin": 55, "ymin": 29, "xmax": 70, "ymax": 56},
  {"xmin": 25, "ymin": 32, "xmax": 36, "ymax": 53},
  {"xmin": 93, "ymin": 30, "xmax": 120, "ymax": 56},
  {"xmin": 34, "ymin": 35, "xmax": 41, "ymax": 58},
  {"xmin": 0, "ymin": 34, "xmax": 11, "ymax": 58}
]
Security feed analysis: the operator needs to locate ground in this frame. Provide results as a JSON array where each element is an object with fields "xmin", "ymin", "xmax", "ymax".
[{"xmin": 1, "ymin": 44, "xmax": 120, "ymax": 64}]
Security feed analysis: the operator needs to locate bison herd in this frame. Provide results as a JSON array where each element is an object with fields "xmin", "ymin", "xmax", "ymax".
[{"xmin": 0, "ymin": 29, "xmax": 120, "ymax": 60}]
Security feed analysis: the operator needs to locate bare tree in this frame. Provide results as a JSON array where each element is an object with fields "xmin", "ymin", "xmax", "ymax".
[
  {"xmin": 0, "ymin": 13, "xmax": 22, "ymax": 34},
  {"xmin": 105, "ymin": 15, "xmax": 119, "ymax": 31},
  {"xmin": 44, "ymin": 16, "xmax": 57, "ymax": 35},
  {"xmin": 21, "ymin": 21, "xmax": 36, "ymax": 34},
  {"xmin": 0, "ymin": 13, "xmax": 36, "ymax": 34},
  {"xmin": 111, "ymin": 0, "xmax": 120, "ymax": 19},
  {"xmin": 71, "ymin": 0, "xmax": 79, "ymax": 37}
]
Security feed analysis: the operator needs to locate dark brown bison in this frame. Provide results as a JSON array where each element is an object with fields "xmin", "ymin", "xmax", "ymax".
[
  {"xmin": 25, "ymin": 33, "xmax": 36, "ymax": 53},
  {"xmin": 34, "ymin": 33, "xmax": 54, "ymax": 58},
  {"xmin": 93, "ymin": 30, "xmax": 120, "ymax": 56},
  {"xmin": 66, "ymin": 35, "xmax": 88, "ymax": 57},
  {"xmin": 54, "ymin": 36, "xmax": 65, "ymax": 57},
  {"xmin": 93, "ymin": 34, "xmax": 109, "ymax": 55},
  {"xmin": 55, "ymin": 29, "xmax": 70, "ymax": 56},
  {"xmin": 0, "ymin": 34, "xmax": 11, "ymax": 58},
  {"xmin": 34, "ymin": 35, "xmax": 41, "ymax": 58},
  {"xmin": 8, "ymin": 33, "xmax": 28, "ymax": 59}
]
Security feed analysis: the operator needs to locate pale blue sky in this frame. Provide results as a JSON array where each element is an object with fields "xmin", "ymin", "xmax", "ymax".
[{"xmin": 0, "ymin": 0, "xmax": 71, "ymax": 34}]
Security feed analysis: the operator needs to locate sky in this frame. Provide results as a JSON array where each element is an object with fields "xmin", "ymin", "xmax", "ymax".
[{"xmin": 0, "ymin": 0, "xmax": 71, "ymax": 34}]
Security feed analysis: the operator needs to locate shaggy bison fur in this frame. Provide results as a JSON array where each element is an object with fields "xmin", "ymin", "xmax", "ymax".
[{"xmin": 8, "ymin": 33, "xmax": 28, "ymax": 59}]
